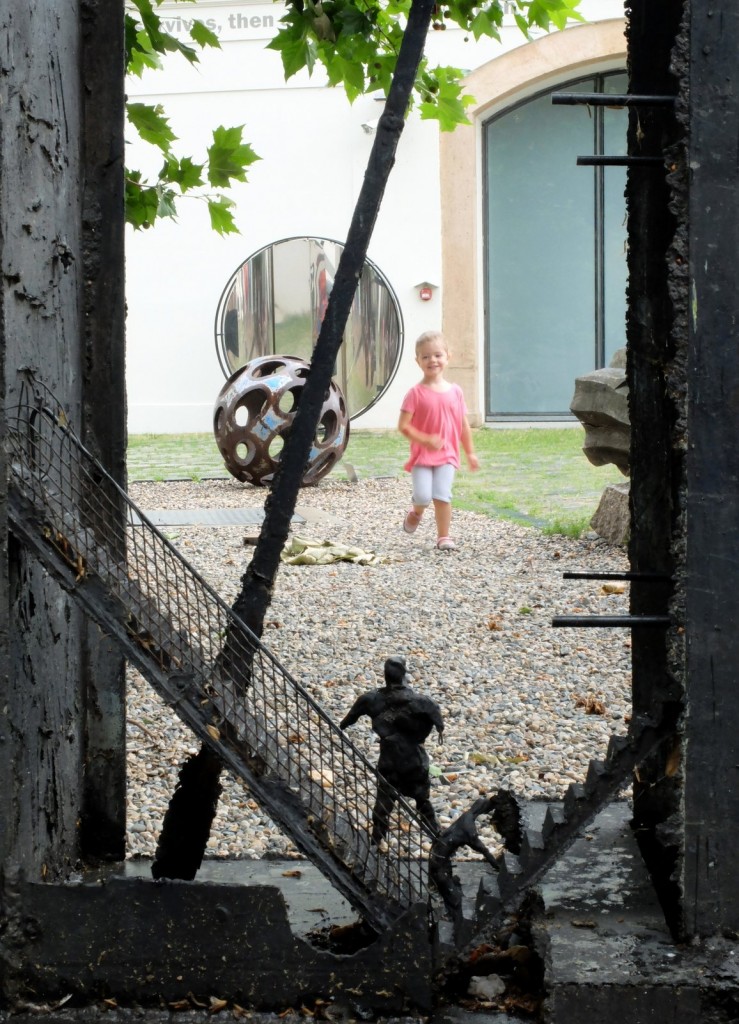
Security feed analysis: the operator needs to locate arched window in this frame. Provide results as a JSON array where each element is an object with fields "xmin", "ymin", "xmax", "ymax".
[{"xmin": 484, "ymin": 71, "xmax": 627, "ymax": 417}]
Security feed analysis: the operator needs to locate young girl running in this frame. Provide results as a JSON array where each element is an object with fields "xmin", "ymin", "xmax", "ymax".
[{"xmin": 398, "ymin": 330, "xmax": 479, "ymax": 551}]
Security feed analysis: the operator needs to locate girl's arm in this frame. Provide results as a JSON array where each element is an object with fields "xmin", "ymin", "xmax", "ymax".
[
  {"xmin": 460, "ymin": 416, "xmax": 480, "ymax": 470},
  {"xmin": 398, "ymin": 410, "xmax": 443, "ymax": 450}
]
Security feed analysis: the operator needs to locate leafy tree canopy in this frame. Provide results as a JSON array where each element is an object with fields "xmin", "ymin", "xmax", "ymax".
[{"xmin": 125, "ymin": 0, "xmax": 583, "ymax": 232}]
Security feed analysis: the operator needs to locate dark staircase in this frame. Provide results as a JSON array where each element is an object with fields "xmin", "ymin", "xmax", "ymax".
[
  {"xmin": 432, "ymin": 717, "xmax": 670, "ymax": 962},
  {"xmin": 6, "ymin": 373, "xmax": 431, "ymax": 933},
  {"xmin": 6, "ymin": 372, "xmax": 671, "ymax": 960}
]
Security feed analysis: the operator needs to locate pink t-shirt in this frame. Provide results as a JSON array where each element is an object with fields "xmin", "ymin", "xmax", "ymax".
[{"xmin": 401, "ymin": 382, "xmax": 467, "ymax": 471}]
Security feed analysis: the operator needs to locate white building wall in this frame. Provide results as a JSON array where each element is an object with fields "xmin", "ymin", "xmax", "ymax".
[{"xmin": 125, "ymin": 0, "xmax": 625, "ymax": 434}]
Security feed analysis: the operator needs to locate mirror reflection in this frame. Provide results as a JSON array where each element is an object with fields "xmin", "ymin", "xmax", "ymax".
[{"xmin": 215, "ymin": 237, "xmax": 403, "ymax": 419}]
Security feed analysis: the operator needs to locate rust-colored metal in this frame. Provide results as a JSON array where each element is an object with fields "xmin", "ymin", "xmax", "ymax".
[{"xmin": 213, "ymin": 355, "xmax": 350, "ymax": 486}]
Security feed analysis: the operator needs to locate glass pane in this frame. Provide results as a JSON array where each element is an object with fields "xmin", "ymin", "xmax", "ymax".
[
  {"xmin": 486, "ymin": 80, "xmax": 597, "ymax": 415},
  {"xmin": 602, "ymin": 73, "xmax": 629, "ymax": 365}
]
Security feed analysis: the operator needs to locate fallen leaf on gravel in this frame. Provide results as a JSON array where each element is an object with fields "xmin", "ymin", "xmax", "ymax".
[
  {"xmin": 601, "ymin": 582, "xmax": 626, "ymax": 594},
  {"xmin": 573, "ymin": 694, "xmax": 606, "ymax": 715},
  {"xmin": 469, "ymin": 751, "xmax": 498, "ymax": 766},
  {"xmin": 310, "ymin": 768, "xmax": 334, "ymax": 788}
]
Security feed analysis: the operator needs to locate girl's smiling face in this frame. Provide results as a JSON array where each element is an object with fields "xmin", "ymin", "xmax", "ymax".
[{"xmin": 416, "ymin": 339, "xmax": 449, "ymax": 381}]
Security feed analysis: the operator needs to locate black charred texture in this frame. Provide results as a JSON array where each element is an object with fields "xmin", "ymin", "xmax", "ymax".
[
  {"xmin": 625, "ymin": 0, "xmax": 687, "ymax": 939},
  {"xmin": 0, "ymin": 0, "xmax": 127, "ymax": 880},
  {"xmin": 681, "ymin": 0, "xmax": 739, "ymax": 940},
  {"xmin": 2, "ymin": 876, "xmax": 433, "ymax": 1016},
  {"xmin": 152, "ymin": 747, "xmax": 224, "ymax": 881},
  {"xmin": 78, "ymin": 0, "xmax": 128, "ymax": 864},
  {"xmin": 1, "ymin": 1, "xmax": 87, "ymax": 880},
  {"xmin": 626, "ymin": 0, "xmax": 684, "ymax": 721}
]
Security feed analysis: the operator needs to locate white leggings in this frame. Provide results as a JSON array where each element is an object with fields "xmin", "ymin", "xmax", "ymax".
[{"xmin": 411, "ymin": 464, "xmax": 456, "ymax": 506}]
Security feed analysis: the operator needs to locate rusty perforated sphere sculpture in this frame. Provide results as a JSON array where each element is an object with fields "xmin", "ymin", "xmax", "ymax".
[{"xmin": 213, "ymin": 355, "xmax": 350, "ymax": 486}]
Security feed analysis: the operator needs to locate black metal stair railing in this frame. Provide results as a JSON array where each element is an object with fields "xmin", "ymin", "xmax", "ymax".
[
  {"xmin": 7, "ymin": 372, "xmax": 677, "ymax": 959},
  {"xmin": 5, "ymin": 372, "xmax": 431, "ymax": 932}
]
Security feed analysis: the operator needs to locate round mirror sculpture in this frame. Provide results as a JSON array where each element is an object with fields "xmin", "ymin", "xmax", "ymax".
[
  {"xmin": 214, "ymin": 236, "xmax": 403, "ymax": 420},
  {"xmin": 213, "ymin": 355, "xmax": 350, "ymax": 486}
]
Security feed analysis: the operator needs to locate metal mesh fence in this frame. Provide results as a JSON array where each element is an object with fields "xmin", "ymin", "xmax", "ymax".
[{"xmin": 6, "ymin": 372, "xmax": 431, "ymax": 920}]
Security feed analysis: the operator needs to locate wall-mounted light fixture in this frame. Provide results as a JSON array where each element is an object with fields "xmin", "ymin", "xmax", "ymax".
[{"xmin": 415, "ymin": 281, "xmax": 438, "ymax": 301}]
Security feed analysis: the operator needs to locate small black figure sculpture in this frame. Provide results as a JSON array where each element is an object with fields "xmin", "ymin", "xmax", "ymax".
[
  {"xmin": 340, "ymin": 656, "xmax": 444, "ymax": 844},
  {"xmin": 429, "ymin": 790, "xmax": 523, "ymax": 918}
]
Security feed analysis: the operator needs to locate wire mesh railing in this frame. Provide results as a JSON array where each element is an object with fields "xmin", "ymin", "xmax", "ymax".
[{"xmin": 6, "ymin": 371, "xmax": 432, "ymax": 927}]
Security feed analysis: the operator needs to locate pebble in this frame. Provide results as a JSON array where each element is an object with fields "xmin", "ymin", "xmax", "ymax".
[{"xmin": 125, "ymin": 476, "xmax": 631, "ymax": 862}]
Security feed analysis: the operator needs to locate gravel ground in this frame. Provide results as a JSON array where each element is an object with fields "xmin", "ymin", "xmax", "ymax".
[{"xmin": 126, "ymin": 476, "xmax": 631, "ymax": 862}]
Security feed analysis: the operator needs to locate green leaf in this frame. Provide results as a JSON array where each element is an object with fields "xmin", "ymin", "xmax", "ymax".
[
  {"xmin": 161, "ymin": 155, "xmax": 205, "ymax": 192},
  {"xmin": 323, "ymin": 53, "xmax": 367, "ymax": 100},
  {"xmin": 208, "ymin": 195, "xmax": 239, "ymax": 235},
  {"xmin": 124, "ymin": 0, "xmax": 586, "ymax": 234},
  {"xmin": 514, "ymin": 11, "xmax": 532, "ymax": 38},
  {"xmin": 469, "ymin": 10, "xmax": 500, "ymax": 41},
  {"xmin": 418, "ymin": 67, "xmax": 474, "ymax": 131},
  {"xmin": 125, "ymin": 174, "xmax": 161, "ymax": 230},
  {"xmin": 420, "ymin": 96, "xmax": 473, "ymax": 131},
  {"xmin": 129, "ymin": 0, "xmax": 169, "ymax": 55},
  {"xmin": 128, "ymin": 0, "xmax": 200, "ymax": 64},
  {"xmin": 156, "ymin": 187, "xmax": 179, "ymax": 221},
  {"xmin": 127, "ymin": 43, "xmax": 163, "ymax": 78},
  {"xmin": 190, "ymin": 19, "xmax": 221, "ymax": 49},
  {"xmin": 207, "ymin": 125, "xmax": 260, "ymax": 187},
  {"xmin": 124, "ymin": 13, "xmax": 142, "ymax": 68},
  {"xmin": 335, "ymin": 4, "xmax": 375, "ymax": 37},
  {"xmin": 268, "ymin": 32, "xmax": 318, "ymax": 79},
  {"xmin": 127, "ymin": 102, "xmax": 177, "ymax": 153}
]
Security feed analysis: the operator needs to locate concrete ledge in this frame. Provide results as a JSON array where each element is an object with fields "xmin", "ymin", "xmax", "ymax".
[
  {"xmin": 538, "ymin": 804, "xmax": 739, "ymax": 1021},
  {"xmin": 2, "ymin": 873, "xmax": 432, "ymax": 1017}
]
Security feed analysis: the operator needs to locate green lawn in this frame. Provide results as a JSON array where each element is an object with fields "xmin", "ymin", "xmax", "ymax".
[{"xmin": 127, "ymin": 428, "xmax": 625, "ymax": 536}]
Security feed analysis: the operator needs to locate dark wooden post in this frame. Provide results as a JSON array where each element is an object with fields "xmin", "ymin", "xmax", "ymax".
[
  {"xmin": 682, "ymin": 0, "xmax": 739, "ymax": 938},
  {"xmin": 78, "ymin": 0, "xmax": 128, "ymax": 864},
  {"xmin": 625, "ymin": 0, "xmax": 686, "ymax": 939},
  {"xmin": 0, "ymin": 0, "xmax": 126, "ymax": 881}
]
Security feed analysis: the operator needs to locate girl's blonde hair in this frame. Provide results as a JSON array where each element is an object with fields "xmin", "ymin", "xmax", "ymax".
[{"xmin": 414, "ymin": 330, "xmax": 448, "ymax": 354}]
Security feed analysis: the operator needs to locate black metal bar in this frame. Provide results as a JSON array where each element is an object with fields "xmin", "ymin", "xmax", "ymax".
[
  {"xmin": 552, "ymin": 615, "xmax": 671, "ymax": 628},
  {"xmin": 552, "ymin": 92, "xmax": 676, "ymax": 107},
  {"xmin": 562, "ymin": 571, "xmax": 670, "ymax": 582},
  {"xmin": 577, "ymin": 155, "xmax": 664, "ymax": 166}
]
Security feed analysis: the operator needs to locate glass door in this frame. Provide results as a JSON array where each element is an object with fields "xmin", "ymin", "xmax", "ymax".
[{"xmin": 484, "ymin": 72, "xmax": 628, "ymax": 417}]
